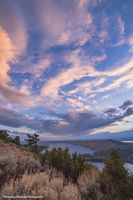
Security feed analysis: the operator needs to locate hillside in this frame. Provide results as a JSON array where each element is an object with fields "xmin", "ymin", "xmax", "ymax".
[
  {"xmin": 70, "ymin": 140, "xmax": 133, "ymax": 163},
  {"xmin": 0, "ymin": 139, "xmax": 133, "ymax": 199},
  {"xmin": 0, "ymin": 140, "xmax": 34, "ymax": 159},
  {"xmin": 70, "ymin": 139, "xmax": 121, "ymax": 151},
  {"xmin": 0, "ymin": 140, "xmax": 40, "ymax": 188}
]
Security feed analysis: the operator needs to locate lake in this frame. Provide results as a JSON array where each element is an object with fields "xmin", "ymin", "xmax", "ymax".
[
  {"xmin": 90, "ymin": 162, "xmax": 133, "ymax": 173},
  {"xmin": 43, "ymin": 142, "xmax": 94, "ymax": 155},
  {"xmin": 43, "ymin": 142, "xmax": 133, "ymax": 173},
  {"xmin": 122, "ymin": 140, "xmax": 133, "ymax": 144}
]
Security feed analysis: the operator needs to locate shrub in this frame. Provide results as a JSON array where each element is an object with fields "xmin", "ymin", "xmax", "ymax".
[
  {"xmin": 25, "ymin": 133, "xmax": 39, "ymax": 153},
  {"xmin": 77, "ymin": 167, "xmax": 104, "ymax": 200},
  {"xmin": 101, "ymin": 149, "xmax": 133, "ymax": 200},
  {"xmin": 0, "ymin": 130, "xmax": 21, "ymax": 146},
  {"xmin": 1, "ymin": 169, "xmax": 81, "ymax": 200},
  {"xmin": 40, "ymin": 148, "xmax": 89, "ymax": 182},
  {"xmin": 0, "ymin": 130, "xmax": 13, "ymax": 144},
  {"xmin": 0, "ymin": 152, "xmax": 40, "ymax": 188},
  {"xmin": 60, "ymin": 183, "xmax": 81, "ymax": 200}
]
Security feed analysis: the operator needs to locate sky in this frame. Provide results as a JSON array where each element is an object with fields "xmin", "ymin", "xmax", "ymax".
[{"xmin": 0, "ymin": 0, "xmax": 133, "ymax": 140}]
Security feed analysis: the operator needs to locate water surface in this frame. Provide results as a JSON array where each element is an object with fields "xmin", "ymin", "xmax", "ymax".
[
  {"xmin": 43, "ymin": 142, "xmax": 94, "ymax": 155},
  {"xmin": 42, "ymin": 142, "xmax": 133, "ymax": 173},
  {"xmin": 90, "ymin": 162, "xmax": 133, "ymax": 173},
  {"xmin": 122, "ymin": 140, "xmax": 133, "ymax": 144}
]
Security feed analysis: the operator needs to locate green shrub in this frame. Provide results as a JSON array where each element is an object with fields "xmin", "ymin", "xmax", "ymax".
[
  {"xmin": 40, "ymin": 148, "xmax": 89, "ymax": 182},
  {"xmin": 101, "ymin": 149, "xmax": 133, "ymax": 200}
]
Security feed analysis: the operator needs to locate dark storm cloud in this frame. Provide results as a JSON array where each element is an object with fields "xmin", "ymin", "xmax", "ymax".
[
  {"xmin": 0, "ymin": 107, "xmax": 44, "ymax": 131},
  {"xmin": 104, "ymin": 107, "xmax": 120, "ymax": 117},
  {"xmin": 39, "ymin": 100, "xmax": 133, "ymax": 135},
  {"xmin": 0, "ymin": 99, "xmax": 133, "ymax": 136},
  {"xmin": 120, "ymin": 100, "xmax": 133, "ymax": 110}
]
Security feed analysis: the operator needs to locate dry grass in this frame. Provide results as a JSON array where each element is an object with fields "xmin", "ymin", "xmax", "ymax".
[
  {"xmin": 60, "ymin": 183, "xmax": 81, "ymax": 200},
  {"xmin": 0, "ymin": 155, "xmax": 102, "ymax": 200},
  {"xmin": 0, "ymin": 142, "xmax": 35, "ymax": 158},
  {"xmin": 0, "ymin": 141, "xmax": 112, "ymax": 200},
  {"xmin": 0, "ymin": 153, "xmax": 113, "ymax": 200},
  {"xmin": 0, "ymin": 142, "xmax": 40, "ymax": 187},
  {"xmin": 78, "ymin": 168, "xmax": 113, "ymax": 200},
  {"xmin": 78, "ymin": 166, "xmax": 99, "ymax": 193},
  {"xmin": 0, "ymin": 167, "xmax": 114, "ymax": 200},
  {"xmin": 1, "ymin": 169, "xmax": 81, "ymax": 200}
]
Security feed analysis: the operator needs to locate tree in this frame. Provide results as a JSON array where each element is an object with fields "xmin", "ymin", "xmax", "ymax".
[
  {"xmin": 0, "ymin": 130, "xmax": 13, "ymax": 143},
  {"xmin": 25, "ymin": 133, "xmax": 39, "ymax": 153},
  {"xmin": 13, "ymin": 136, "xmax": 20, "ymax": 146},
  {"xmin": 101, "ymin": 149, "xmax": 132, "ymax": 200},
  {"xmin": 103, "ymin": 149, "xmax": 128, "ymax": 184},
  {"xmin": 40, "ymin": 148, "xmax": 89, "ymax": 182}
]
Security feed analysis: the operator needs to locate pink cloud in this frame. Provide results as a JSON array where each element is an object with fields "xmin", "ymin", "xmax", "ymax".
[
  {"xmin": 0, "ymin": 1, "xmax": 27, "ymax": 54},
  {"xmin": 41, "ymin": 49, "xmax": 101, "ymax": 99},
  {"xmin": 0, "ymin": 27, "xmax": 16, "ymax": 83},
  {"xmin": 36, "ymin": 0, "xmax": 93, "ymax": 46}
]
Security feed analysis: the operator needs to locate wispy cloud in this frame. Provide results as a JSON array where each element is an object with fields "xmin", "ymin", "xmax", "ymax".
[
  {"xmin": 128, "ymin": 36, "xmax": 133, "ymax": 52},
  {"xmin": 36, "ymin": 0, "xmax": 94, "ymax": 47},
  {"xmin": 41, "ymin": 49, "xmax": 102, "ymax": 100},
  {"xmin": 0, "ymin": 0, "xmax": 133, "ymax": 139},
  {"xmin": 117, "ymin": 16, "xmax": 125, "ymax": 36}
]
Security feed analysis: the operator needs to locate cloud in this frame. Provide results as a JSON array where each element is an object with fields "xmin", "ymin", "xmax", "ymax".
[
  {"xmin": 96, "ymin": 74, "xmax": 130, "ymax": 93},
  {"xmin": 107, "ymin": 57, "xmax": 133, "ymax": 76},
  {"xmin": 0, "ymin": 27, "xmax": 31, "ymax": 107},
  {"xmin": 104, "ymin": 107, "xmax": 121, "ymax": 118},
  {"xmin": 31, "ymin": 58, "xmax": 51, "ymax": 78},
  {"xmin": 120, "ymin": 100, "xmax": 133, "ymax": 110},
  {"xmin": 82, "ymin": 58, "xmax": 133, "ymax": 95},
  {"xmin": 0, "ymin": 1, "xmax": 30, "ymax": 107},
  {"xmin": 128, "ymin": 36, "xmax": 133, "ymax": 52},
  {"xmin": 45, "ymin": 99, "xmax": 132, "ymax": 135},
  {"xmin": 40, "ymin": 52, "xmax": 133, "ymax": 106},
  {"xmin": 41, "ymin": 49, "xmax": 102, "ymax": 99},
  {"xmin": 67, "ymin": 97, "xmax": 90, "ymax": 111},
  {"xmin": 41, "ymin": 99, "xmax": 133, "ymax": 135},
  {"xmin": 0, "ymin": 27, "xmax": 16, "ymax": 83},
  {"xmin": 101, "ymin": 94, "xmax": 111, "ymax": 100},
  {"xmin": 60, "ymin": 56, "xmax": 133, "ymax": 99},
  {"xmin": 125, "ymin": 80, "xmax": 133, "ymax": 89},
  {"xmin": 117, "ymin": 16, "xmax": 125, "ymax": 36},
  {"xmin": 0, "ymin": 82, "xmax": 30, "ymax": 105},
  {"xmin": 36, "ymin": 0, "xmax": 94, "ymax": 46},
  {"xmin": 0, "ymin": 0, "xmax": 27, "ymax": 54},
  {"xmin": 111, "ymin": 15, "xmax": 125, "ymax": 47},
  {"xmin": 76, "ymin": 77, "xmax": 106, "ymax": 95},
  {"xmin": 0, "ymin": 0, "xmax": 133, "ymax": 140},
  {"xmin": 0, "ymin": 100, "xmax": 133, "ymax": 137},
  {"xmin": 0, "ymin": 106, "xmax": 45, "ymax": 132}
]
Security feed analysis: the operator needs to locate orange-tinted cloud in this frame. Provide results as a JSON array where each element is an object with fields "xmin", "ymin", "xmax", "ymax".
[
  {"xmin": 0, "ymin": 27, "xmax": 30, "ymax": 106},
  {"xmin": 0, "ymin": 27, "xmax": 16, "ymax": 83}
]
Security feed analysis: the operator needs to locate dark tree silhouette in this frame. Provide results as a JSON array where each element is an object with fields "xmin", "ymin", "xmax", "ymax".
[
  {"xmin": 40, "ymin": 148, "xmax": 89, "ymax": 182},
  {"xmin": 25, "ymin": 133, "xmax": 40, "ymax": 153},
  {"xmin": 101, "ymin": 149, "xmax": 133, "ymax": 200},
  {"xmin": 13, "ymin": 136, "xmax": 21, "ymax": 146},
  {"xmin": 0, "ymin": 130, "xmax": 13, "ymax": 143}
]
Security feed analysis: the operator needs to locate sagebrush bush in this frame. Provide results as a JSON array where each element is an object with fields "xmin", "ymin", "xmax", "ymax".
[
  {"xmin": 78, "ymin": 168, "xmax": 102, "ymax": 200},
  {"xmin": 1, "ymin": 169, "xmax": 81, "ymax": 200},
  {"xmin": 1, "ymin": 141, "xmax": 133, "ymax": 200},
  {"xmin": 0, "ymin": 152, "xmax": 40, "ymax": 187},
  {"xmin": 78, "ymin": 167, "xmax": 99, "ymax": 193},
  {"xmin": 60, "ymin": 183, "xmax": 81, "ymax": 200}
]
